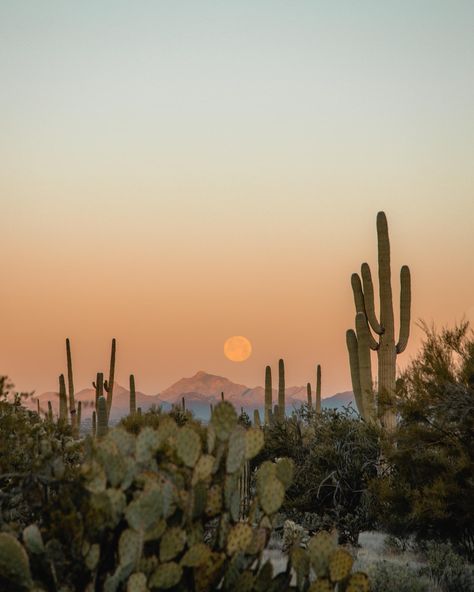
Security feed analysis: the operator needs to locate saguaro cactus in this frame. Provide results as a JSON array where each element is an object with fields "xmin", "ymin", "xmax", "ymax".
[
  {"xmin": 129, "ymin": 374, "xmax": 136, "ymax": 415},
  {"xmin": 93, "ymin": 373, "xmax": 104, "ymax": 409},
  {"xmin": 307, "ymin": 382, "xmax": 312, "ymax": 406},
  {"xmin": 65, "ymin": 338, "xmax": 76, "ymax": 432},
  {"xmin": 264, "ymin": 365, "xmax": 272, "ymax": 425},
  {"xmin": 346, "ymin": 211, "xmax": 411, "ymax": 431},
  {"xmin": 92, "ymin": 410, "xmax": 97, "ymax": 437},
  {"xmin": 47, "ymin": 401, "xmax": 53, "ymax": 422},
  {"xmin": 316, "ymin": 364, "xmax": 322, "ymax": 414},
  {"xmin": 103, "ymin": 338, "xmax": 116, "ymax": 419},
  {"xmin": 97, "ymin": 396, "xmax": 108, "ymax": 438},
  {"xmin": 58, "ymin": 374, "xmax": 68, "ymax": 423},
  {"xmin": 253, "ymin": 409, "xmax": 261, "ymax": 427},
  {"xmin": 278, "ymin": 358, "xmax": 285, "ymax": 419}
]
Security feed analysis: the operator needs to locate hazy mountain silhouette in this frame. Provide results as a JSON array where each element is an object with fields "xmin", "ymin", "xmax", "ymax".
[{"xmin": 32, "ymin": 371, "xmax": 355, "ymax": 422}]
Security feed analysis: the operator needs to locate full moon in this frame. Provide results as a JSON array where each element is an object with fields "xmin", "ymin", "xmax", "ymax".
[{"xmin": 224, "ymin": 336, "xmax": 252, "ymax": 362}]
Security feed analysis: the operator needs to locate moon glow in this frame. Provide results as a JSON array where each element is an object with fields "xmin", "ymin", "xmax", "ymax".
[{"xmin": 224, "ymin": 336, "xmax": 252, "ymax": 362}]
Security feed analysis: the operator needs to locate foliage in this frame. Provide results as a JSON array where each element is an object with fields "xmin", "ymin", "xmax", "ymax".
[
  {"xmin": 371, "ymin": 322, "xmax": 474, "ymax": 558},
  {"xmin": 368, "ymin": 561, "xmax": 432, "ymax": 592},
  {"xmin": 0, "ymin": 377, "xmax": 83, "ymax": 530},
  {"xmin": 420, "ymin": 541, "xmax": 474, "ymax": 592},
  {"xmin": 0, "ymin": 400, "xmax": 368, "ymax": 591},
  {"xmin": 258, "ymin": 405, "xmax": 380, "ymax": 545}
]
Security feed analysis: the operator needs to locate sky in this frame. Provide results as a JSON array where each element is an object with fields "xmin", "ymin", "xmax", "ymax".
[{"xmin": 1, "ymin": 1, "xmax": 474, "ymax": 397}]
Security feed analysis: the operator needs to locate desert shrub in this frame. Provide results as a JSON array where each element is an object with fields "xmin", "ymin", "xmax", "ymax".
[
  {"xmin": 119, "ymin": 404, "xmax": 194, "ymax": 434},
  {"xmin": 258, "ymin": 406, "xmax": 380, "ymax": 545},
  {"xmin": 421, "ymin": 541, "xmax": 474, "ymax": 592},
  {"xmin": 0, "ymin": 377, "xmax": 82, "ymax": 530},
  {"xmin": 372, "ymin": 322, "xmax": 474, "ymax": 558},
  {"xmin": 368, "ymin": 561, "xmax": 432, "ymax": 592},
  {"xmin": 0, "ymin": 401, "xmax": 369, "ymax": 591}
]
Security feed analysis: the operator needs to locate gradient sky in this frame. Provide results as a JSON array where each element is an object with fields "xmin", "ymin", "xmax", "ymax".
[{"xmin": 1, "ymin": 1, "xmax": 474, "ymax": 397}]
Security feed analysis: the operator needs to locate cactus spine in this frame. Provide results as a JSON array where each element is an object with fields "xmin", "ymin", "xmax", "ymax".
[
  {"xmin": 346, "ymin": 211, "xmax": 411, "ymax": 431},
  {"xmin": 264, "ymin": 365, "xmax": 272, "ymax": 425},
  {"xmin": 316, "ymin": 364, "xmax": 322, "ymax": 414},
  {"xmin": 58, "ymin": 374, "xmax": 68, "ymax": 422},
  {"xmin": 65, "ymin": 338, "xmax": 76, "ymax": 433},
  {"xmin": 103, "ymin": 338, "xmax": 116, "ymax": 419},
  {"xmin": 278, "ymin": 358, "xmax": 285, "ymax": 419},
  {"xmin": 307, "ymin": 382, "xmax": 312, "ymax": 407},
  {"xmin": 129, "ymin": 374, "xmax": 136, "ymax": 415},
  {"xmin": 97, "ymin": 395, "xmax": 108, "ymax": 438}
]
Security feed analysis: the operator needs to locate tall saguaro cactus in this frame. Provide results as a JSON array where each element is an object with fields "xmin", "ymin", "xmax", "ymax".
[
  {"xmin": 105, "ymin": 339, "xmax": 116, "ymax": 414},
  {"xmin": 97, "ymin": 396, "xmax": 108, "ymax": 438},
  {"xmin": 93, "ymin": 373, "xmax": 104, "ymax": 409},
  {"xmin": 306, "ymin": 383, "xmax": 312, "ymax": 406},
  {"xmin": 316, "ymin": 364, "xmax": 322, "ymax": 413},
  {"xmin": 58, "ymin": 374, "xmax": 68, "ymax": 423},
  {"xmin": 278, "ymin": 358, "xmax": 285, "ymax": 419},
  {"xmin": 264, "ymin": 366, "xmax": 272, "ymax": 425},
  {"xmin": 104, "ymin": 338, "xmax": 116, "ymax": 420},
  {"xmin": 346, "ymin": 211, "xmax": 411, "ymax": 431},
  {"xmin": 65, "ymin": 338, "xmax": 76, "ymax": 433}
]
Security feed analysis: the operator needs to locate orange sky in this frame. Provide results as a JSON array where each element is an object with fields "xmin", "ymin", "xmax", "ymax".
[{"xmin": 1, "ymin": 2, "xmax": 474, "ymax": 396}]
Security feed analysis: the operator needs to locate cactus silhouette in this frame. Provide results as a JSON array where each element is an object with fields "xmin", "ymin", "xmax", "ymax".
[
  {"xmin": 92, "ymin": 410, "xmax": 96, "ymax": 437},
  {"xmin": 316, "ymin": 364, "xmax": 322, "ymax": 413},
  {"xmin": 103, "ymin": 338, "xmax": 116, "ymax": 419},
  {"xmin": 129, "ymin": 374, "xmax": 136, "ymax": 415},
  {"xmin": 307, "ymin": 382, "xmax": 312, "ymax": 406},
  {"xmin": 65, "ymin": 338, "xmax": 76, "ymax": 434},
  {"xmin": 47, "ymin": 401, "xmax": 53, "ymax": 422},
  {"xmin": 278, "ymin": 359, "xmax": 285, "ymax": 419},
  {"xmin": 264, "ymin": 365, "xmax": 272, "ymax": 425},
  {"xmin": 93, "ymin": 373, "xmax": 104, "ymax": 409},
  {"xmin": 96, "ymin": 395, "xmax": 108, "ymax": 438},
  {"xmin": 58, "ymin": 374, "xmax": 68, "ymax": 422},
  {"xmin": 77, "ymin": 401, "xmax": 82, "ymax": 431},
  {"xmin": 346, "ymin": 211, "xmax": 411, "ymax": 430},
  {"xmin": 253, "ymin": 409, "xmax": 261, "ymax": 427}
]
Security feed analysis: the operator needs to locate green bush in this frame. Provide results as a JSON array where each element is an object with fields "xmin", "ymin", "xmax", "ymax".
[
  {"xmin": 371, "ymin": 322, "xmax": 474, "ymax": 559},
  {"xmin": 258, "ymin": 406, "xmax": 380, "ymax": 545},
  {"xmin": 0, "ymin": 377, "xmax": 82, "ymax": 530},
  {"xmin": 368, "ymin": 561, "xmax": 432, "ymax": 592},
  {"xmin": 421, "ymin": 541, "xmax": 474, "ymax": 592}
]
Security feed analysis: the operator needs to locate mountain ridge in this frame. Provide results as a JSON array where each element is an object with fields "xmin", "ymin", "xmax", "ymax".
[{"xmin": 30, "ymin": 371, "xmax": 355, "ymax": 421}]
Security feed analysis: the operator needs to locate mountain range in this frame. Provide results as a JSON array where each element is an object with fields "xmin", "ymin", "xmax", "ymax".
[{"xmin": 28, "ymin": 371, "xmax": 355, "ymax": 422}]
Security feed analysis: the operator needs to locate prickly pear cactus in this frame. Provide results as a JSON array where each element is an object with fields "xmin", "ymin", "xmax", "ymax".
[{"xmin": 4, "ymin": 401, "xmax": 369, "ymax": 591}]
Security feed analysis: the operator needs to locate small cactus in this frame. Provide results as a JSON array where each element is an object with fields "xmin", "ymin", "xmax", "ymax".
[
  {"xmin": 316, "ymin": 364, "xmax": 322, "ymax": 413},
  {"xmin": 264, "ymin": 365, "xmax": 272, "ymax": 425},
  {"xmin": 129, "ymin": 374, "xmax": 136, "ymax": 415},
  {"xmin": 66, "ymin": 337, "xmax": 77, "ymax": 434},
  {"xmin": 278, "ymin": 358, "xmax": 285, "ymax": 419},
  {"xmin": 253, "ymin": 408, "xmax": 261, "ymax": 427}
]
